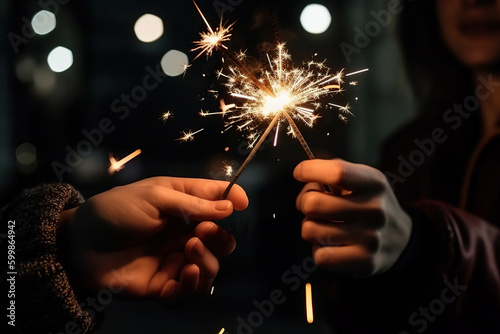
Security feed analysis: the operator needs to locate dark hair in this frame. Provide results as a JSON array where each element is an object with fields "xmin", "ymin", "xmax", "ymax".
[{"xmin": 398, "ymin": 0, "xmax": 474, "ymax": 119}]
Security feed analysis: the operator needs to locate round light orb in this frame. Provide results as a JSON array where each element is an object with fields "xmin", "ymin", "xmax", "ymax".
[
  {"xmin": 161, "ymin": 50, "xmax": 189, "ymax": 77},
  {"xmin": 300, "ymin": 4, "xmax": 332, "ymax": 34},
  {"xmin": 32, "ymin": 10, "xmax": 57, "ymax": 35},
  {"xmin": 134, "ymin": 14, "xmax": 164, "ymax": 43},
  {"xmin": 15, "ymin": 143, "xmax": 37, "ymax": 165},
  {"xmin": 47, "ymin": 46, "xmax": 73, "ymax": 73}
]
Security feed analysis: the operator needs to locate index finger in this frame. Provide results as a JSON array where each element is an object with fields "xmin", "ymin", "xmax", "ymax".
[
  {"xmin": 135, "ymin": 177, "xmax": 249, "ymax": 211},
  {"xmin": 293, "ymin": 159, "xmax": 386, "ymax": 192}
]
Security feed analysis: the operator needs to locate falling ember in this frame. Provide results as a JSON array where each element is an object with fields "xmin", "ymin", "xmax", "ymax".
[
  {"xmin": 210, "ymin": 286, "xmax": 215, "ymax": 295},
  {"xmin": 182, "ymin": 64, "xmax": 192, "ymax": 77},
  {"xmin": 223, "ymin": 162, "xmax": 233, "ymax": 176},
  {"xmin": 224, "ymin": 146, "xmax": 229, "ymax": 151},
  {"xmin": 274, "ymin": 121, "xmax": 280, "ymax": 146},
  {"xmin": 177, "ymin": 128, "xmax": 204, "ymax": 142},
  {"xmin": 108, "ymin": 149, "xmax": 142, "ymax": 174},
  {"xmin": 345, "ymin": 68, "xmax": 369, "ymax": 77},
  {"xmin": 218, "ymin": 329, "xmax": 225, "ymax": 334},
  {"xmin": 160, "ymin": 111, "xmax": 173, "ymax": 122},
  {"xmin": 305, "ymin": 283, "xmax": 314, "ymax": 324}
]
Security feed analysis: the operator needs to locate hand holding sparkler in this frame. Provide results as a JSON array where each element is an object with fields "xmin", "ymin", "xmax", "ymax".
[
  {"xmin": 59, "ymin": 177, "xmax": 248, "ymax": 299},
  {"xmin": 294, "ymin": 159, "xmax": 412, "ymax": 279}
]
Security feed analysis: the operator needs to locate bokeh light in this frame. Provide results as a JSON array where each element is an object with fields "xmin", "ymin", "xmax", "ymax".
[
  {"xmin": 300, "ymin": 4, "xmax": 331, "ymax": 34},
  {"xmin": 33, "ymin": 66, "xmax": 57, "ymax": 93},
  {"xmin": 134, "ymin": 14, "xmax": 164, "ymax": 43},
  {"xmin": 160, "ymin": 49, "xmax": 189, "ymax": 77},
  {"xmin": 47, "ymin": 46, "xmax": 73, "ymax": 73},
  {"xmin": 15, "ymin": 142, "xmax": 37, "ymax": 173},
  {"xmin": 31, "ymin": 10, "xmax": 57, "ymax": 35},
  {"xmin": 15, "ymin": 57, "xmax": 37, "ymax": 83}
]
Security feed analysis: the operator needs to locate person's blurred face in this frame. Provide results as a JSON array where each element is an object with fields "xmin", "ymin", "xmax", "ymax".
[{"xmin": 437, "ymin": 0, "xmax": 500, "ymax": 69}]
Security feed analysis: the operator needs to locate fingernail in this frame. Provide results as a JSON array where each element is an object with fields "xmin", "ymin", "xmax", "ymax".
[
  {"xmin": 215, "ymin": 200, "xmax": 231, "ymax": 211},
  {"xmin": 192, "ymin": 238, "xmax": 205, "ymax": 258},
  {"xmin": 206, "ymin": 221, "xmax": 217, "ymax": 234}
]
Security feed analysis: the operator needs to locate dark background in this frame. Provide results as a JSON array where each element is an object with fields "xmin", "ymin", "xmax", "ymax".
[{"xmin": 1, "ymin": 0, "xmax": 415, "ymax": 333}]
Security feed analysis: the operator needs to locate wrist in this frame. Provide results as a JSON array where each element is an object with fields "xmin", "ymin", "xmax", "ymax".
[{"xmin": 57, "ymin": 207, "xmax": 79, "ymax": 280}]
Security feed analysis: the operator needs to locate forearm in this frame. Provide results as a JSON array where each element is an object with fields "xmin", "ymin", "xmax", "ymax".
[{"xmin": 1, "ymin": 184, "xmax": 95, "ymax": 333}]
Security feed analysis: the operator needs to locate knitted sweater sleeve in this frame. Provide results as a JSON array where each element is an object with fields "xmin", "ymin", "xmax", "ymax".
[{"xmin": 1, "ymin": 184, "xmax": 96, "ymax": 334}]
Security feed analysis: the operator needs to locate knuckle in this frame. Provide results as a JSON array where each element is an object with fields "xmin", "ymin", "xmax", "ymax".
[
  {"xmin": 301, "ymin": 221, "xmax": 314, "ymax": 241},
  {"xmin": 372, "ymin": 169, "xmax": 388, "ymax": 190},
  {"xmin": 302, "ymin": 192, "xmax": 321, "ymax": 216},
  {"xmin": 313, "ymin": 248, "xmax": 329, "ymax": 267},
  {"xmin": 190, "ymin": 196, "xmax": 207, "ymax": 214},
  {"xmin": 317, "ymin": 234, "xmax": 336, "ymax": 247},
  {"xmin": 363, "ymin": 231, "xmax": 382, "ymax": 254},
  {"xmin": 148, "ymin": 185, "xmax": 164, "ymax": 198},
  {"xmin": 330, "ymin": 162, "xmax": 346, "ymax": 185},
  {"xmin": 366, "ymin": 198, "xmax": 387, "ymax": 223},
  {"xmin": 203, "ymin": 182, "xmax": 221, "ymax": 199}
]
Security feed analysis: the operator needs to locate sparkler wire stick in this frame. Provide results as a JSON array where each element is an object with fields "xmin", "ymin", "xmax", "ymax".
[
  {"xmin": 283, "ymin": 111, "xmax": 333, "ymax": 194},
  {"xmin": 221, "ymin": 113, "xmax": 280, "ymax": 199},
  {"xmin": 282, "ymin": 112, "xmax": 315, "ymax": 160}
]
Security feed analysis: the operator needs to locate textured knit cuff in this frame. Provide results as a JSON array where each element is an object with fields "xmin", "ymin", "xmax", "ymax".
[{"xmin": 1, "ymin": 184, "xmax": 95, "ymax": 334}]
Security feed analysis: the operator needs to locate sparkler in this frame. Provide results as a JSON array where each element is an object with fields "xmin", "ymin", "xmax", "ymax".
[
  {"xmin": 108, "ymin": 149, "xmax": 142, "ymax": 174},
  {"xmin": 190, "ymin": 1, "xmax": 366, "ymax": 198}
]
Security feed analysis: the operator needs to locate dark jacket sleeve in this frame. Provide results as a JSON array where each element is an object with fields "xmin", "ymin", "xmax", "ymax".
[
  {"xmin": 322, "ymin": 199, "xmax": 500, "ymax": 334},
  {"xmin": 1, "ymin": 184, "xmax": 96, "ymax": 334},
  {"xmin": 403, "ymin": 200, "xmax": 500, "ymax": 332}
]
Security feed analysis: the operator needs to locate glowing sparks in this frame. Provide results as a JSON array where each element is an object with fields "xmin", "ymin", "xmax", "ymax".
[
  {"xmin": 218, "ymin": 329, "xmax": 225, "ymax": 334},
  {"xmin": 191, "ymin": 1, "xmax": 234, "ymax": 60},
  {"xmin": 210, "ymin": 286, "xmax": 215, "ymax": 295},
  {"xmin": 305, "ymin": 283, "xmax": 314, "ymax": 324},
  {"xmin": 215, "ymin": 43, "xmax": 346, "ymax": 145},
  {"xmin": 223, "ymin": 162, "xmax": 233, "ymax": 176},
  {"xmin": 182, "ymin": 63, "xmax": 192, "ymax": 77},
  {"xmin": 329, "ymin": 103, "xmax": 353, "ymax": 116},
  {"xmin": 160, "ymin": 111, "xmax": 173, "ymax": 122},
  {"xmin": 177, "ymin": 128, "xmax": 204, "ymax": 142},
  {"xmin": 220, "ymin": 99, "xmax": 236, "ymax": 115},
  {"xmin": 108, "ymin": 149, "xmax": 142, "ymax": 174}
]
